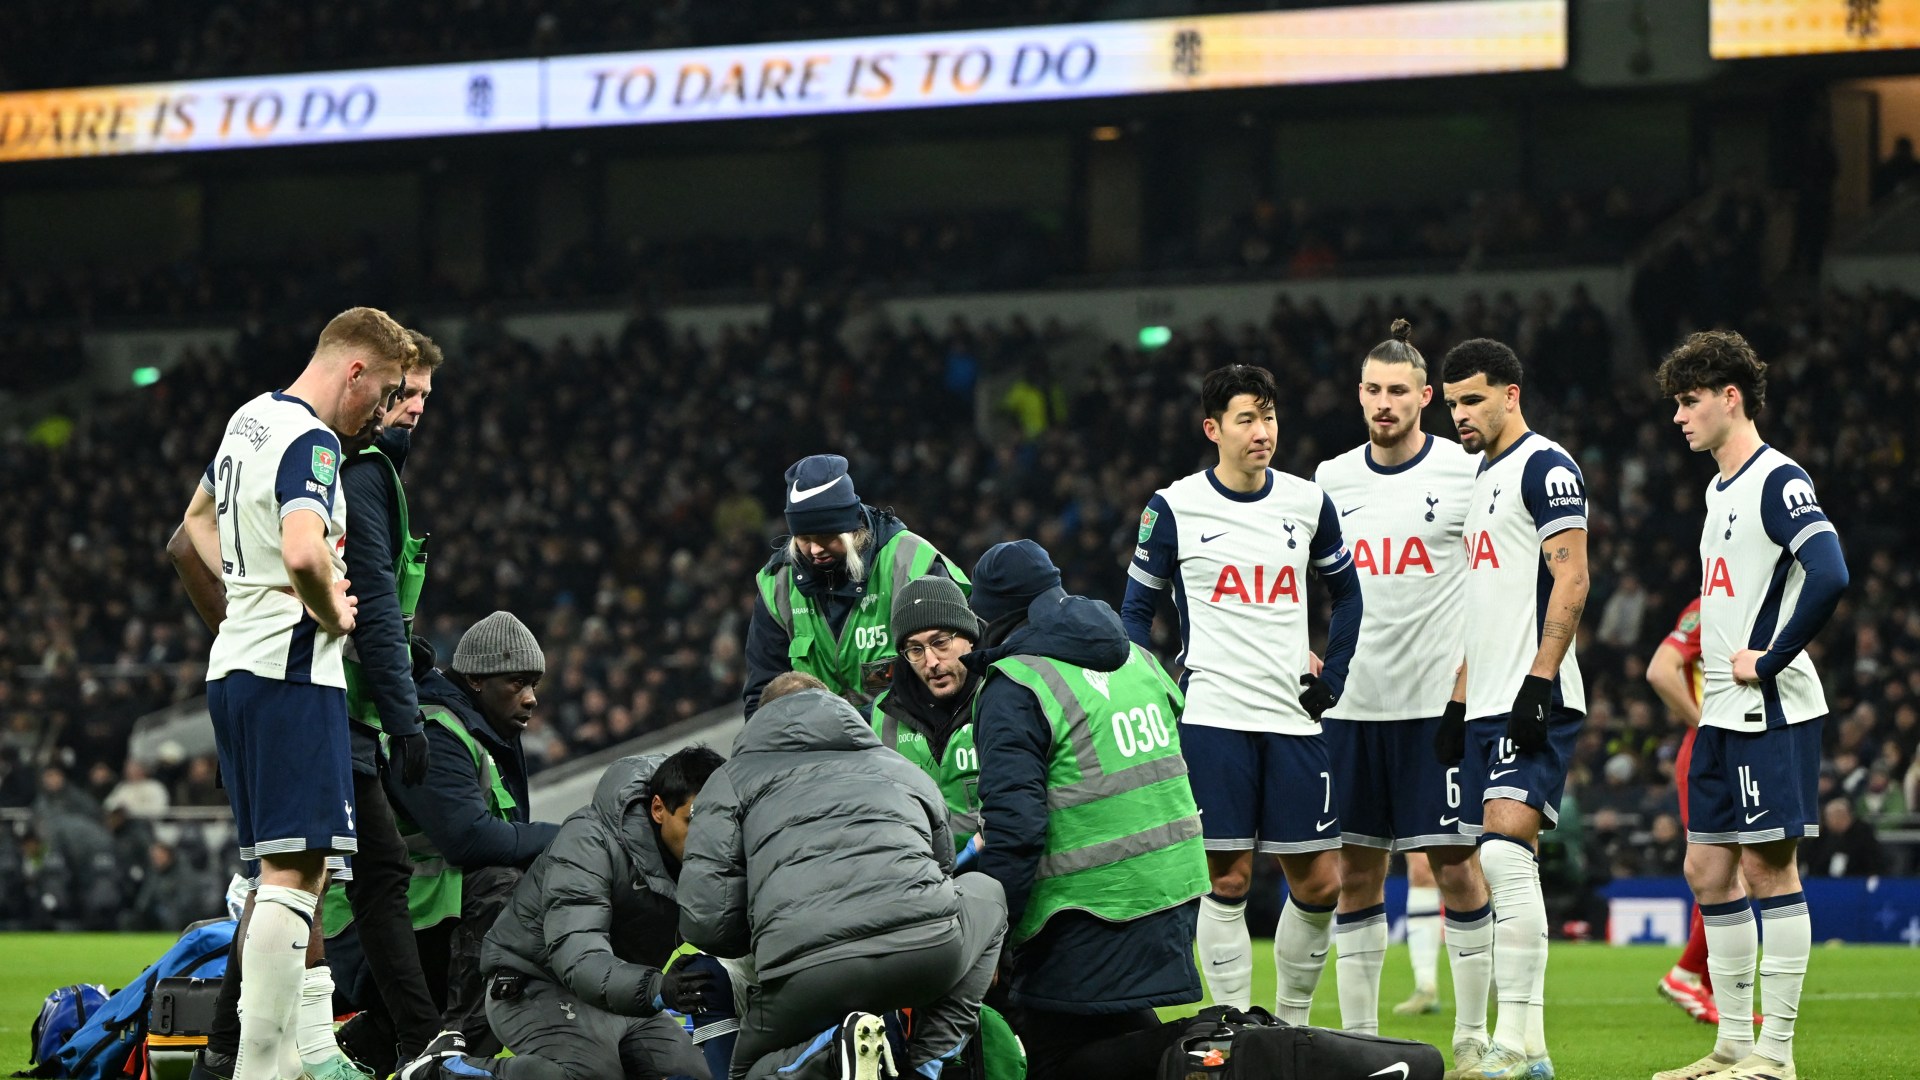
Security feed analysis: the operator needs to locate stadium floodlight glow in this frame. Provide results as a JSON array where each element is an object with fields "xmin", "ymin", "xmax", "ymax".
[
  {"xmin": 131, "ymin": 366, "xmax": 161, "ymax": 386},
  {"xmin": 1139, "ymin": 326, "xmax": 1174, "ymax": 349},
  {"xmin": 1712, "ymin": 0, "xmax": 1920, "ymax": 57},
  {"xmin": 0, "ymin": 0, "xmax": 1566, "ymax": 164}
]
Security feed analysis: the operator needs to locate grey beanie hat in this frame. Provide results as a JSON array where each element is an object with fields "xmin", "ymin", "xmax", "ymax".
[
  {"xmin": 452, "ymin": 611, "xmax": 546, "ymax": 676},
  {"xmin": 891, "ymin": 576, "xmax": 983, "ymax": 649}
]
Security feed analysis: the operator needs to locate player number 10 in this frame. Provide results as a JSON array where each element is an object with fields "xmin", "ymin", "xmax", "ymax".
[{"xmin": 1109, "ymin": 704, "xmax": 1172, "ymax": 758}]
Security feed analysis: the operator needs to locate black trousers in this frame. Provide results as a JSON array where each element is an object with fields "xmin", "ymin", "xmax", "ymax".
[
  {"xmin": 207, "ymin": 757, "xmax": 441, "ymax": 1063},
  {"xmin": 1005, "ymin": 1007, "xmax": 1169, "ymax": 1080}
]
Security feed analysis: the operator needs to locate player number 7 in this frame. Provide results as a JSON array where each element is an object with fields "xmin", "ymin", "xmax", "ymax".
[{"xmin": 1318, "ymin": 771, "xmax": 1330, "ymax": 814}]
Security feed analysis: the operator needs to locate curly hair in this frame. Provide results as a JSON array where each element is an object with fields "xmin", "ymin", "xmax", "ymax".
[{"xmin": 1656, "ymin": 330, "xmax": 1767, "ymax": 418}]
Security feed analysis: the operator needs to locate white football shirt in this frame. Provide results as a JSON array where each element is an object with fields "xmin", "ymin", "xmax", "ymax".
[
  {"xmin": 203, "ymin": 391, "xmax": 350, "ymax": 687},
  {"xmin": 1698, "ymin": 445, "xmax": 1835, "ymax": 731},
  {"xmin": 1128, "ymin": 468, "xmax": 1352, "ymax": 735},
  {"xmin": 1314, "ymin": 433, "xmax": 1477, "ymax": 721},
  {"xmin": 1461, "ymin": 432, "xmax": 1587, "ymax": 720}
]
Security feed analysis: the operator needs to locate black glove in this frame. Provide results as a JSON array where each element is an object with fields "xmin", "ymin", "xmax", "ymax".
[
  {"xmin": 1297, "ymin": 674, "xmax": 1336, "ymax": 721},
  {"xmin": 389, "ymin": 727, "xmax": 431, "ymax": 787},
  {"xmin": 1433, "ymin": 700, "xmax": 1467, "ymax": 765},
  {"xmin": 409, "ymin": 635, "xmax": 437, "ymax": 682},
  {"xmin": 651, "ymin": 956, "xmax": 722, "ymax": 1014},
  {"xmin": 1507, "ymin": 675, "xmax": 1554, "ymax": 753}
]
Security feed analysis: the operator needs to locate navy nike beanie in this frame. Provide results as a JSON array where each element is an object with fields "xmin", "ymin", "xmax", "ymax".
[
  {"xmin": 783, "ymin": 454, "xmax": 864, "ymax": 536},
  {"xmin": 969, "ymin": 539, "xmax": 1063, "ymax": 625}
]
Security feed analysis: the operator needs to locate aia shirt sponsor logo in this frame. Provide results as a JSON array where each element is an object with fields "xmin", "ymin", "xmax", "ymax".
[{"xmin": 1209, "ymin": 564, "xmax": 1299, "ymax": 604}]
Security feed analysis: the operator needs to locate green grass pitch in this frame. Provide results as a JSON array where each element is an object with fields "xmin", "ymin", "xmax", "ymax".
[{"xmin": 3, "ymin": 934, "xmax": 1916, "ymax": 1077}]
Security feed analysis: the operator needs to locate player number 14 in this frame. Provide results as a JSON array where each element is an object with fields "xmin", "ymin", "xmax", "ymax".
[{"xmin": 1738, "ymin": 765, "xmax": 1760, "ymax": 808}]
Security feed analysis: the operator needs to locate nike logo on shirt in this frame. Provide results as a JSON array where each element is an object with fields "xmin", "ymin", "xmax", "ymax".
[
  {"xmin": 790, "ymin": 478, "xmax": 843, "ymax": 502},
  {"xmin": 1201, "ymin": 532, "xmax": 1228, "ymax": 543},
  {"xmin": 1341, "ymin": 506, "xmax": 1364, "ymax": 517}
]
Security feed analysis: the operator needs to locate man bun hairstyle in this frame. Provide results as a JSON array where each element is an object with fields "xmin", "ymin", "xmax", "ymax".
[
  {"xmin": 1201, "ymin": 363, "xmax": 1279, "ymax": 421},
  {"xmin": 1364, "ymin": 318, "xmax": 1427, "ymax": 378},
  {"xmin": 316, "ymin": 306, "xmax": 418, "ymax": 372},
  {"xmin": 1655, "ymin": 330, "xmax": 1767, "ymax": 418},
  {"xmin": 1441, "ymin": 337, "xmax": 1524, "ymax": 388}
]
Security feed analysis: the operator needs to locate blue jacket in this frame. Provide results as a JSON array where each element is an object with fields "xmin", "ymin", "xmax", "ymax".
[
  {"xmin": 742, "ymin": 505, "xmax": 950, "ymax": 717},
  {"xmin": 342, "ymin": 427, "xmax": 421, "ymax": 741},
  {"xmin": 966, "ymin": 586, "xmax": 1202, "ymax": 1014},
  {"xmin": 385, "ymin": 669, "xmax": 559, "ymax": 870}
]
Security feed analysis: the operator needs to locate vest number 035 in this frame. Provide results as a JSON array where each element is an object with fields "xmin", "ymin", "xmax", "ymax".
[
  {"xmin": 1110, "ymin": 704, "xmax": 1172, "ymax": 758},
  {"xmin": 854, "ymin": 625, "xmax": 890, "ymax": 650}
]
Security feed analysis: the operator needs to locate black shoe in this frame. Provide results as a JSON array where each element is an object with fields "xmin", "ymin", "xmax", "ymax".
[
  {"xmin": 397, "ymin": 1031, "xmax": 467, "ymax": 1080},
  {"xmin": 190, "ymin": 1049, "xmax": 235, "ymax": 1080},
  {"xmin": 335, "ymin": 1013, "xmax": 399, "ymax": 1079}
]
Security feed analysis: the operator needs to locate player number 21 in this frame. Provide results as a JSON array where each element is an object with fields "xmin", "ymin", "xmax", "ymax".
[{"xmin": 215, "ymin": 455, "xmax": 247, "ymax": 578}]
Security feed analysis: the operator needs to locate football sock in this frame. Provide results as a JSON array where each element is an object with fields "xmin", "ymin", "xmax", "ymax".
[
  {"xmin": 1756, "ymin": 892, "xmax": 1810, "ymax": 1067},
  {"xmin": 297, "ymin": 965, "xmax": 345, "ymax": 1066},
  {"xmin": 1678, "ymin": 903, "xmax": 1711, "ymax": 984},
  {"xmin": 1274, "ymin": 897, "xmax": 1335, "ymax": 1025},
  {"xmin": 1481, "ymin": 835, "xmax": 1546, "ymax": 1057},
  {"xmin": 1702, "ymin": 897, "xmax": 1758, "ymax": 1062},
  {"xmin": 1405, "ymin": 885, "xmax": 1442, "ymax": 992},
  {"xmin": 1445, "ymin": 901, "xmax": 1494, "ymax": 1041},
  {"xmin": 235, "ymin": 886, "xmax": 316, "ymax": 1080},
  {"xmin": 1197, "ymin": 892, "xmax": 1253, "ymax": 1009},
  {"xmin": 1334, "ymin": 904, "xmax": 1388, "ymax": 1033}
]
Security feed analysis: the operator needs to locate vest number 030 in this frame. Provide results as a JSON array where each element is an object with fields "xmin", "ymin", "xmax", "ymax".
[{"xmin": 1110, "ymin": 704, "xmax": 1172, "ymax": 758}]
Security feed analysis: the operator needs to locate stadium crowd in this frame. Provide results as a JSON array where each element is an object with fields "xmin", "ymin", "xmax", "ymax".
[
  {"xmin": 0, "ymin": 185, "xmax": 1669, "ymax": 339},
  {"xmin": 1, "ymin": 273, "xmax": 1913, "ymax": 927},
  {"xmin": 6, "ymin": 0, "xmax": 1448, "ymax": 92}
]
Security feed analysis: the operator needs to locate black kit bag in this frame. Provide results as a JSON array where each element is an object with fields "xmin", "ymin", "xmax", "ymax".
[
  {"xmin": 1157, "ymin": 1005, "xmax": 1281, "ymax": 1080},
  {"xmin": 1226, "ymin": 1025, "xmax": 1444, "ymax": 1080}
]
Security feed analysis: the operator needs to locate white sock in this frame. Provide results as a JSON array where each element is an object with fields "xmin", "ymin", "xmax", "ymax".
[
  {"xmin": 1197, "ymin": 893, "xmax": 1253, "ymax": 1009},
  {"xmin": 1525, "ymin": 927, "xmax": 1547, "ymax": 1057},
  {"xmin": 1701, "ymin": 897, "xmax": 1758, "ymax": 1062},
  {"xmin": 297, "ymin": 965, "xmax": 344, "ymax": 1066},
  {"xmin": 1334, "ymin": 904, "xmax": 1388, "ymax": 1033},
  {"xmin": 1480, "ymin": 837, "xmax": 1546, "ymax": 1057},
  {"xmin": 1444, "ymin": 901, "xmax": 1494, "ymax": 1042},
  {"xmin": 235, "ymin": 886, "xmax": 317, "ymax": 1080},
  {"xmin": 1405, "ymin": 885, "xmax": 1442, "ymax": 993},
  {"xmin": 1756, "ymin": 892, "xmax": 1810, "ymax": 1066},
  {"xmin": 1274, "ymin": 897, "xmax": 1335, "ymax": 1025}
]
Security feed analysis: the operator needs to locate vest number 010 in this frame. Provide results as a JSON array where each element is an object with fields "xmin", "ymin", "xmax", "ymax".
[{"xmin": 1110, "ymin": 704, "xmax": 1172, "ymax": 758}]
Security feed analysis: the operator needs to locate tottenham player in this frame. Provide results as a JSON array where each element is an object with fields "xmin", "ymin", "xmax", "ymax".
[
  {"xmin": 1437, "ymin": 339, "xmax": 1588, "ymax": 1080},
  {"xmin": 1653, "ymin": 332, "xmax": 1848, "ymax": 1080},
  {"xmin": 1646, "ymin": 598, "xmax": 1723, "ymax": 1026},
  {"xmin": 1313, "ymin": 322, "xmax": 1491, "ymax": 1054},
  {"xmin": 1123, "ymin": 363, "xmax": 1363, "ymax": 1024},
  {"xmin": 180, "ymin": 308, "xmax": 414, "ymax": 1080}
]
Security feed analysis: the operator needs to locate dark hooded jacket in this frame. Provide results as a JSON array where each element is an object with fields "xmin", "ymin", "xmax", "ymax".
[
  {"xmin": 966, "ymin": 584, "xmax": 1203, "ymax": 1015},
  {"xmin": 677, "ymin": 688, "xmax": 961, "ymax": 980},
  {"xmin": 480, "ymin": 755, "xmax": 682, "ymax": 1016},
  {"xmin": 342, "ymin": 426, "xmax": 422, "ymax": 748},
  {"xmin": 742, "ymin": 505, "xmax": 952, "ymax": 717},
  {"xmin": 386, "ymin": 668, "xmax": 558, "ymax": 870}
]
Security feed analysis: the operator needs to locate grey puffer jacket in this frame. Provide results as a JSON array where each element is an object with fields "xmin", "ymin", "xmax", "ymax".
[
  {"xmin": 480, "ymin": 755, "xmax": 680, "ymax": 1015},
  {"xmin": 678, "ymin": 688, "xmax": 962, "ymax": 980}
]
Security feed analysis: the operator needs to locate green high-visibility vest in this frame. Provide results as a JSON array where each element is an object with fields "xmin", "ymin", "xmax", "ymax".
[
  {"xmin": 321, "ymin": 706, "xmax": 515, "ymax": 936},
  {"xmin": 342, "ymin": 444, "xmax": 430, "ymax": 731},
  {"xmin": 978, "ymin": 645, "xmax": 1209, "ymax": 944},
  {"xmin": 756, "ymin": 529, "xmax": 968, "ymax": 710},
  {"xmin": 872, "ymin": 688, "xmax": 980, "ymax": 857}
]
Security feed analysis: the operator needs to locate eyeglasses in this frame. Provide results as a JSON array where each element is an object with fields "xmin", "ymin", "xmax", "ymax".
[{"xmin": 901, "ymin": 632, "xmax": 959, "ymax": 663}]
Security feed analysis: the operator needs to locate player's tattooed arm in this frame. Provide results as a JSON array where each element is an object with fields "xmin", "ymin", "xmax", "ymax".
[{"xmin": 1532, "ymin": 529, "xmax": 1589, "ymax": 678}]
